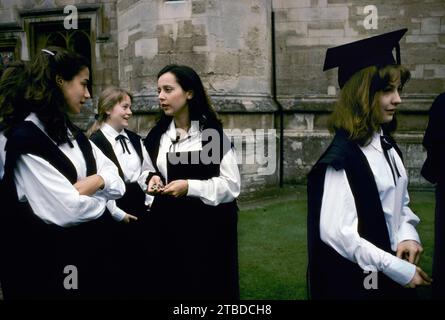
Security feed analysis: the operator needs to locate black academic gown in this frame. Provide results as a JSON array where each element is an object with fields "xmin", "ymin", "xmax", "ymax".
[
  {"xmin": 307, "ymin": 130, "xmax": 416, "ymax": 300},
  {"xmin": 421, "ymin": 92, "xmax": 445, "ymax": 299},
  {"xmin": 90, "ymin": 129, "xmax": 149, "ymax": 298},
  {"xmin": 0, "ymin": 121, "xmax": 113, "ymax": 299},
  {"xmin": 143, "ymin": 120, "xmax": 239, "ymax": 300}
]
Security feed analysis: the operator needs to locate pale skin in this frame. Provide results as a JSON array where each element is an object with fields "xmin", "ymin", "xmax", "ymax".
[
  {"xmin": 379, "ymin": 81, "xmax": 432, "ymax": 288},
  {"xmin": 146, "ymin": 72, "xmax": 193, "ymax": 197}
]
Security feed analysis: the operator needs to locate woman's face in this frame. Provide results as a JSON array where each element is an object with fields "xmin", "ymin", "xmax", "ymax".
[
  {"xmin": 106, "ymin": 94, "xmax": 132, "ymax": 132},
  {"xmin": 378, "ymin": 80, "xmax": 402, "ymax": 124},
  {"xmin": 157, "ymin": 72, "xmax": 192, "ymax": 118},
  {"xmin": 60, "ymin": 67, "xmax": 91, "ymax": 114}
]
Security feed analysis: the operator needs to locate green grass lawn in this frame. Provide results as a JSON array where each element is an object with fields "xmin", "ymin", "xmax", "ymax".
[{"xmin": 237, "ymin": 185, "xmax": 436, "ymax": 300}]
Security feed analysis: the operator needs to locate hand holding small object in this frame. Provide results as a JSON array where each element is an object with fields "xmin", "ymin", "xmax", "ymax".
[{"xmin": 147, "ymin": 175, "xmax": 164, "ymax": 195}]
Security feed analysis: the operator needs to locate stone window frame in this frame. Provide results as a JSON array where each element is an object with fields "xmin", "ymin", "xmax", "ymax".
[
  {"xmin": 0, "ymin": 38, "xmax": 19, "ymax": 71},
  {"xmin": 0, "ymin": 24, "xmax": 22, "ymax": 73},
  {"xmin": 19, "ymin": 4, "xmax": 108, "ymax": 97}
]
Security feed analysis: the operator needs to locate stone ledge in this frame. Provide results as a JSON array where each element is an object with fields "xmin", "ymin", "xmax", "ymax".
[
  {"xmin": 278, "ymin": 94, "xmax": 438, "ymax": 113},
  {"xmin": 19, "ymin": 4, "xmax": 101, "ymax": 18},
  {"xmin": 131, "ymin": 94, "xmax": 279, "ymax": 113}
]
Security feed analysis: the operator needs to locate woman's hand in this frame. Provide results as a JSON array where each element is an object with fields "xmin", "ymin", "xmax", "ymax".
[
  {"xmin": 122, "ymin": 213, "xmax": 138, "ymax": 224},
  {"xmin": 407, "ymin": 266, "xmax": 432, "ymax": 288},
  {"xmin": 146, "ymin": 175, "xmax": 164, "ymax": 195},
  {"xmin": 397, "ymin": 240, "xmax": 424, "ymax": 265},
  {"xmin": 161, "ymin": 179, "xmax": 188, "ymax": 198},
  {"xmin": 74, "ymin": 174, "xmax": 105, "ymax": 196}
]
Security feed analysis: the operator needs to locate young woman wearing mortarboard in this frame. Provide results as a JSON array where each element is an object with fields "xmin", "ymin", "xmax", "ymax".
[{"xmin": 307, "ymin": 29, "xmax": 432, "ymax": 300}]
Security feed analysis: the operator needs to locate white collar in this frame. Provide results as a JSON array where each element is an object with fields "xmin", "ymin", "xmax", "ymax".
[
  {"xmin": 25, "ymin": 112, "xmax": 74, "ymax": 145},
  {"xmin": 101, "ymin": 123, "xmax": 127, "ymax": 140},
  {"xmin": 166, "ymin": 120, "xmax": 200, "ymax": 142},
  {"xmin": 25, "ymin": 112, "xmax": 46, "ymax": 133},
  {"xmin": 369, "ymin": 129, "xmax": 383, "ymax": 153}
]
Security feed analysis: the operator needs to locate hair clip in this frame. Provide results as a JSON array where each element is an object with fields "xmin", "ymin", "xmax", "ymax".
[{"xmin": 41, "ymin": 49, "xmax": 55, "ymax": 56}]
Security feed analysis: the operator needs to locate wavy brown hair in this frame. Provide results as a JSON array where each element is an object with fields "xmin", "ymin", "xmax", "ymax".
[
  {"xmin": 86, "ymin": 86, "xmax": 133, "ymax": 137},
  {"xmin": 328, "ymin": 64, "xmax": 411, "ymax": 146},
  {"xmin": 0, "ymin": 61, "xmax": 29, "ymax": 136},
  {"xmin": 25, "ymin": 46, "xmax": 90, "ymax": 145}
]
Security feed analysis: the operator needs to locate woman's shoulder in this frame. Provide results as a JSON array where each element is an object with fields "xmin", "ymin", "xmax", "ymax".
[
  {"xmin": 145, "ymin": 118, "xmax": 171, "ymax": 141},
  {"xmin": 315, "ymin": 131, "xmax": 357, "ymax": 170},
  {"xmin": 429, "ymin": 92, "xmax": 445, "ymax": 116},
  {"xmin": 7, "ymin": 120, "xmax": 40, "ymax": 142},
  {"xmin": 124, "ymin": 128, "xmax": 142, "ymax": 140}
]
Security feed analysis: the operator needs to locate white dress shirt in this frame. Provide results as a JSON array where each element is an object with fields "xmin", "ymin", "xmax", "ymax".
[
  {"xmin": 320, "ymin": 131, "xmax": 420, "ymax": 286},
  {"xmin": 13, "ymin": 113, "xmax": 125, "ymax": 227},
  {"xmin": 138, "ymin": 120, "xmax": 241, "ymax": 206},
  {"xmin": 0, "ymin": 130, "xmax": 6, "ymax": 179},
  {"xmin": 96, "ymin": 123, "xmax": 153, "ymax": 221}
]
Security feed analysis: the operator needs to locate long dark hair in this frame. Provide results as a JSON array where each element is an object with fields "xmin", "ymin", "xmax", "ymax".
[
  {"xmin": 0, "ymin": 61, "xmax": 29, "ymax": 136},
  {"xmin": 156, "ymin": 64, "xmax": 222, "ymax": 132},
  {"xmin": 328, "ymin": 64, "xmax": 410, "ymax": 146},
  {"xmin": 25, "ymin": 46, "xmax": 90, "ymax": 145}
]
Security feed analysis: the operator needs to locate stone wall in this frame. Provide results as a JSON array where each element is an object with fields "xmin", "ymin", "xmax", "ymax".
[
  {"xmin": 1, "ymin": 0, "xmax": 444, "ymax": 191},
  {"xmin": 116, "ymin": 0, "xmax": 278, "ymax": 193},
  {"xmin": 273, "ymin": 0, "xmax": 445, "ymax": 186}
]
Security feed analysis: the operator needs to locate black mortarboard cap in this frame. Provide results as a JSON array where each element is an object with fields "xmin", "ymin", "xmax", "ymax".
[{"xmin": 323, "ymin": 28, "xmax": 408, "ymax": 88}]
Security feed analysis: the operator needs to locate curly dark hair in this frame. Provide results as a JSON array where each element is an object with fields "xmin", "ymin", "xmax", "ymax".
[
  {"xmin": 0, "ymin": 60, "xmax": 29, "ymax": 136},
  {"xmin": 25, "ymin": 46, "xmax": 90, "ymax": 145}
]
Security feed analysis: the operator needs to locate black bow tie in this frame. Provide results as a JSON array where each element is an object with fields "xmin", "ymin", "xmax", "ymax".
[
  {"xmin": 380, "ymin": 135, "xmax": 400, "ymax": 185},
  {"xmin": 115, "ymin": 134, "xmax": 131, "ymax": 154},
  {"xmin": 380, "ymin": 135, "xmax": 393, "ymax": 151}
]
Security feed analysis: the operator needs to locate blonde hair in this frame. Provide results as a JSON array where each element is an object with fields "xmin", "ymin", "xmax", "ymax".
[
  {"xmin": 86, "ymin": 86, "xmax": 133, "ymax": 137},
  {"xmin": 328, "ymin": 64, "xmax": 411, "ymax": 146}
]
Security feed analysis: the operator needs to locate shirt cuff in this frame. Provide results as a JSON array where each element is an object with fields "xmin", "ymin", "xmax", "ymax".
[
  {"xmin": 187, "ymin": 179, "xmax": 202, "ymax": 198},
  {"xmin": 98, "ymin": 173, "xmax": 110, "ymax": 192},
  {"xmin": 138, "ymin": 171, "xmax": 150, "ymax": 192},
  {"xmin": 110, "ymin": 206, "xmax": 126, "ymax": 222},
  {"xmin": 382, "ymin": 254, "xmax": 417, "ymax": 286},
  {"xmin": 95, "ymin": 174, "xmax": 125, "ymax": 200},
  {"xmin": 145, "ymin": 194, "xmax": 154, "ymax": 207},
  {"xmin": 397, "ymin": 223, "xmax": 421, "ymax": 244}
]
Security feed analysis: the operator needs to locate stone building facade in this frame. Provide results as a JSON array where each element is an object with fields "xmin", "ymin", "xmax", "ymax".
[{"xmin": 1, "ymin": 0, "xmax": 444, "ymax": 193}]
